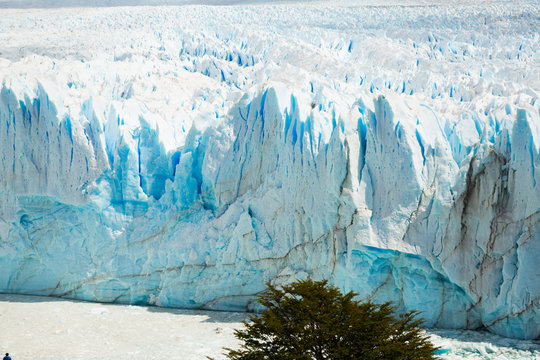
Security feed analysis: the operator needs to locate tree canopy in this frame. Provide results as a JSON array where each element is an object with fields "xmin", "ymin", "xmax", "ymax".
[{"xmin": 223, "ymin": 279, "xmax": 439, "ymax": 360}]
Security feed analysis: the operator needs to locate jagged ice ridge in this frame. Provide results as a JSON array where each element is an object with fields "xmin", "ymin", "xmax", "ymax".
[{"xmin": 0, "ymin": 1, "xmax": 539, "ymax": 340}]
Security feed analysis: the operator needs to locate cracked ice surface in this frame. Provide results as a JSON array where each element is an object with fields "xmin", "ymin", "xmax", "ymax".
[
  {"xmin": 1, "ymin": 294, "xmax": 539, "ymax": 360},
  {"xmin": 0, "ymin": 0, "xmax": 539, "ymax": 339}
]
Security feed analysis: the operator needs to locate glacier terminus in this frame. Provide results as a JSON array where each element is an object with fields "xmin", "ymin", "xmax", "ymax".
[{"xmin": 0, "ymin": 0, "xmax": 539, "ymax": 340}]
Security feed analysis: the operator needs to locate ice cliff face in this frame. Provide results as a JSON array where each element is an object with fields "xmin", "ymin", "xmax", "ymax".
[{"xmin": 1, "ymin": 1, "xmax": 539, "ymax": 340}]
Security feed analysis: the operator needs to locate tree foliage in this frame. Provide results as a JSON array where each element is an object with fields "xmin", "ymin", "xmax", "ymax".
[{"xmin": 223, "ymin": 279, "xmax": 439, "ymax": 360}]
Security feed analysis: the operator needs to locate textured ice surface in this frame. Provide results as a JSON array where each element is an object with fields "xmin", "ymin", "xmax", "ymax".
[
  {"xmin": 1, "ymin": 294, "xmax": 539, "ymax": 360},
  {"xmin": 0, "ymin": 0, "xmax": 539, "ymax": 339}
]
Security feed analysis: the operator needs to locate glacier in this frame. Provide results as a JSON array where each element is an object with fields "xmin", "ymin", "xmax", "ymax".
[{"xmin": 0, "ymin": 1, "xmax": 539, "ymax": 340}]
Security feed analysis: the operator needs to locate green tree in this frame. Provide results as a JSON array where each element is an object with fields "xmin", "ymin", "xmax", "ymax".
[{"xmin": 223, "ymin": 279, "xmax": 439, "ymax": 360}]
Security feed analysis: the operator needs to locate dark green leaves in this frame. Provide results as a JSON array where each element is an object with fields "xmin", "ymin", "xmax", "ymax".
[{"xmin": 223, "ymin": 279, "xmax": 439, "ymax": 360}]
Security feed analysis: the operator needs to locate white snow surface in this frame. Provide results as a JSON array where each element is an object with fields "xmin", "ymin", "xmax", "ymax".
[
  {"xmin": 1, "ymin": 294, "xmax": 539, "ymax": 360},
  {"xmin": 1, "ymin": 0, "xmax": 539, "ymax": 340}
]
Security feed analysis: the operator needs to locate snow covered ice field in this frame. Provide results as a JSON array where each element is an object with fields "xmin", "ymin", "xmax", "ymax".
[
  {"xmin": 1, "ymin": 293, "xmax": 539, "ymax": 360},
  {"xmin": 0, "ymin": 0, "xmax": 540, "ymax": 354}
]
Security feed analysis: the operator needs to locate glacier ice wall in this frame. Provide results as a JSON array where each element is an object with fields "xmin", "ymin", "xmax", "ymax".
[{"xmin": 1, "ymin": 2, "xmax": 539, "ymax": 339}]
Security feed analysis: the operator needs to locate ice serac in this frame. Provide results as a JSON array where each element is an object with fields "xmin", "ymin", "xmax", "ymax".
[
  {"xmin": 1, "ymin": 78, "xmax": 538, "ymax": 339},
  {"xmin": 0, "ymin": 2, "xmax": 539, "ymax": 341}
]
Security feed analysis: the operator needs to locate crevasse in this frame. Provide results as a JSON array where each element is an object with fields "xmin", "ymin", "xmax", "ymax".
[
  {"xmin": 1, "ymin": 80, "xmax": 538, "ymax": 339},
  {"xmin": 0, "ymin": 2, "xmax": 539, "ymax": 341}
]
